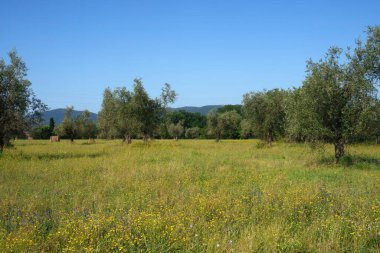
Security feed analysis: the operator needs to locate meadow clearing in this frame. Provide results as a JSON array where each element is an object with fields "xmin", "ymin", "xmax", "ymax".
[{"xmin": 0, "ymin": 139, "xmax": 379, "ymax": 252}]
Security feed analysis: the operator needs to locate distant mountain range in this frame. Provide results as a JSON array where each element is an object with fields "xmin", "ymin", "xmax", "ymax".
[{"xmin": 42, "ymin": 105, "xmax": 224, "ymax": 125}]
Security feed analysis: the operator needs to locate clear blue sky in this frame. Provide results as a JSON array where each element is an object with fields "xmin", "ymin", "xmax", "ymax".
[{"xmin": 1, "ymin": 0, "xmax": 379, "ymax": 112}]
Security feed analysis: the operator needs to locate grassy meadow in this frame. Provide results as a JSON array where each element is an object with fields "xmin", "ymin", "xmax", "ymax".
[{"xmin": 0, "ymin": 139, "xmax": 379, "ymax": 252}]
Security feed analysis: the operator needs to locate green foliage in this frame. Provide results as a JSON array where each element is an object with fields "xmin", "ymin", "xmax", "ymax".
[
  {"xmin": 113, "ymin": 87, "xmax": 135, "ymax": 142},
  {"xmin": 207, "ymin": 109, "xmax": 222, "ymax": 141},
  {"xmin": 31, "ymin": 125, "xmax": 52, "ymax": 139},
  {"xmin": 166, "ymin": 110, "xmax": 207, "ymax": 129},
  {"xmin": 49, "ymin": 117, "xmax": 55, "ymax": 134},
  {"xmin": 207, "ymin": 109, "xmax": 242, "ymax": 140},
  {"xmin": 97, "ymin": 79, "xmax": 176, "ymax": 142},
  {"xmin": 217, "ymin": 104, "xmax": 242, "ymax": 115},
  {"xmin": 97, "ymin": 88, "xmax": 119, "ymax": 139},
  {"xmin": 167, "ymin": 121, "xmax": 184, "ymax": 140},
  {"xmin": 0, "ymin": 50, "xmax": 47, "ymax": 151},
  {"xmin": 75, "ymin": 110, "xmax": 97, "ymax": 139},
  {"xmin": 286, "ymin": 27, "xmax": 380, "ymax": 161},
  {"xmin": 185, "ymin": 127, "xmax": 200, "ymax": 139},
  {"xmin": 131, "ymin": 79, "xmax": 164, "ymax": 140},
  {"xmin": 57, "ymin": 107, "xmax": 77, "ymax": 141},
  {"xmin": 240, "ymin": 119, "xmax": 252, "ymax": 139},
  {"xmin": 218, "ymin": 110, "xmax": 242, "ymax": 139},
  {"xmin": 243, "ymin": 89, "xmax": 287, "ymax": 144}
]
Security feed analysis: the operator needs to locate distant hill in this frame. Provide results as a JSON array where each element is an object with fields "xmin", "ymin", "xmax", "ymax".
[
  {"xmin": 171, "ymin": 105, "xmax": 223, "ymax": 115},
  {"xmin": 42, "ymin": 105, "xmax": 224, "ymax": 125},
  {"xmin": 42, "ymin": 109, "xmax": 97, "ymax": 125}
]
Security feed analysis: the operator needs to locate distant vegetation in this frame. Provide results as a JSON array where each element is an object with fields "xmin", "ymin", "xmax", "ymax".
[{"xmin": 1, "ymin": 26, "xmax": 379, "ymax": 161}]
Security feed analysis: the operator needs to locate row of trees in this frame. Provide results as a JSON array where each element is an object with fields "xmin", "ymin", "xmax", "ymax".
[
  {"xmin": 56, "ymin": 107, "xmax": 97, "ymax": 141},
  {"xmin": 96, "ymin": 79, "xmax": 176, "ymax": 143},
  {"xmin": 240, "ymin": 27, "xmax": 380, "ymax": 161},
  {"xmin": 1, "ymin": 26, "xmax": 379, "ymax": 162}
]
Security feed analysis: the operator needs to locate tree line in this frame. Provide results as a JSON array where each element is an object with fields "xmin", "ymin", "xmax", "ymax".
[{"xmin": 1, "ymin": 26, "xmax": 379, "ymax": 162}]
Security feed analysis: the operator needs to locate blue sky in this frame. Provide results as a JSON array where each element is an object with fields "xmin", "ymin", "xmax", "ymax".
[{"xmin": 1, "ymin": 0, "xmax": 379, "ymax": 112}]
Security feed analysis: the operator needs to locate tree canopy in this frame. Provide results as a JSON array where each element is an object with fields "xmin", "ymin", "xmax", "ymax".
[{"xmin": 0, "ymin": 50, "xmax": 47, "ymax": 151}]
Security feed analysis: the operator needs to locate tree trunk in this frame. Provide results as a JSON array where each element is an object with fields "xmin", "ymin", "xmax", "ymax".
[
  {"xmin": 124, "ymin": 134, "xmax": 132, "ymax": 144},
  {"xmin": 334, "ymin": 140, "xmax": 345, "ymax": 163},
  {"xmin": 70, "ymin": 137, "xmax": 74, "ymax": 142},
  {"xmin": 268, "ymin": 132, "xmax": 273, "ymax": 147}
]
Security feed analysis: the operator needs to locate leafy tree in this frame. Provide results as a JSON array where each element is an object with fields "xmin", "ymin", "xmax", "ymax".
[
  {"xmin": 185, "ymin": 127, "xmax": 200, "ymax": 139},
  {"xmin": 356, "ymin": 99, "xmax": 380, "ymax": 143},
  {"xmin": 243, "ymin": 89, "xmax": 287, "ymax": 145},
  {"xmin": 57, "ymin": 107, "xmax": 77, "ymax": 142},
  {"xmin": 75, "ymin": 110, "xmax": 97, "ymax": 139},
  {"xmin": 286, "ymin": 27, "xmax": 379, "ymax": 161},
  {"xmin": 161, "ymin": 83, "xmax": 177, "ymax": 108},
  {"xmin": 240, "ymin": 119, "xmax": 253, "ymax": 139},
  {"xmin": 131, "ymin": 79, "xmax": 176, "ymax": 141},
  {"xmin": 97, "ymin": 80, "xmax": 176, "ymax": 142},
  {"xmin": 0, "ymin": 50, "xmax": 47, "ymax": 152},
  {"xmin": 97, "ymin": 88, "xmax": 118, "ymax": 139},
  {"xmin": 167, "ymin": 121, "xmax": 184, "ymax": 140},
  {"xmin": 31, "ymin": 125, "xmax": 51, "ymax": 139},
  {"xmin": 130, "ymin": 79, "xmax": 161, "ymax": 141},
  {"xmin": 114, "ymin": 87, "xmax": 135, "ymax": 143},
  {"xmin": 218, "ymin": 110, "xmax": 242, "ymax": 139},
  {"xmin": 207, "ymin": 109, "xmax": 242, "ymax": 140},
  {"xmin": 207, "ymin": 109, "xmax": 222, "ymax": 141},
  {"xmin": 49, "ymin": 117, "xmax": 55, "ymax": 135}
]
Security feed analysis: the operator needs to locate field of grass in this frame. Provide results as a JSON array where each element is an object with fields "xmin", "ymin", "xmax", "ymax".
[{"xmin": 0, "ymin": 139, "xmax": 379, "ymax": 252}]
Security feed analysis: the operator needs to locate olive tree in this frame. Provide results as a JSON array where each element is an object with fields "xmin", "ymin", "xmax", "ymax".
[
  {"xmin": 57, "ymin": 107, "xmax": 77, "ymax": 142},
  {"xmin": 243, "ymin": 89, "xmax": 287, "ymax": 145},
  {"xmin": 0, "ymin": 50, "xmax": 47, "ymax": 152},
  {"xmin": 167, "ymin": 121, "xmax": 184, "ymax": 140},
  {"xmin": 97, "ymin": 88, "xmax": 118, "ymax": 139},
  {"xmin": 286, "ymin": 27, "xmax": 379, "ymax": 162}
]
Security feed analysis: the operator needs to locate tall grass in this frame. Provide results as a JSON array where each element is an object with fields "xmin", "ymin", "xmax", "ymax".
[{"xmin": 0, "ymin": 140, "xmax": 379, "ymax": 252}]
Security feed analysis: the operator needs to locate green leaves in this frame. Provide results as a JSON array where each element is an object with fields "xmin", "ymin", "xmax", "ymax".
[
  {"xmin": 243, "ymin": 89, "xmax": 287, "ymax": 144},
  {"xmin": 0, "ymin": 50, "xmax": 47, "ymax": 151}
]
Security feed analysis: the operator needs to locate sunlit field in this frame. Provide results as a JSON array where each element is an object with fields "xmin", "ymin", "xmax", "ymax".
[{"xmin": 0, "ymin": 140, "xmax": 379, "ymax": 252}]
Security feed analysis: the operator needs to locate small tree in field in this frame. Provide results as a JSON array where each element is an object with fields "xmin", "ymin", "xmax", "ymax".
[
  {"xmin": 114, "ymin": 87, "xmax": 136, "ymax": 143},
  {"xmin": 218, "ymin": 110, "xmax": 242, "ymax": 139},
  {"xmin": 97, "ymin": 88, "xmax": 118, "ymax": 139},
  {"xmin": 286, "ymin": 27, "xmax": 380, "ymax": 162},
  {"xmin": 185, "ymin": 127, "xmax": 200, "ymax": 139},
  {"xmin": 207, "ymin": 109, "xmax": 222, "ymax": 142},
  {"xmin": 167, "ymin": 121, "xmax": 184, "ymax": 140},
  {"xmin": 0, "ymin": 50, "xmax": 47, "ymax": 152},
  {"xmin": 131, "ymin": 79, "xmax": 176, "ymax": 142},
  {"xmin": 243, "ymin": 89, "xmax": 287, "ymax": 146},
  {"xmin": 75, "ymin": 110, "xmax": 97, "ymax": 139},
  {"xmin": 58, "ymin": 107, "xmax": 77, "ymax": 142}
]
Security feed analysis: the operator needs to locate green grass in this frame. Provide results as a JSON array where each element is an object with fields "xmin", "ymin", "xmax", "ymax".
[{"xmin": 0, "ymin": 139, "xmax": 379, "ymax": 252}]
